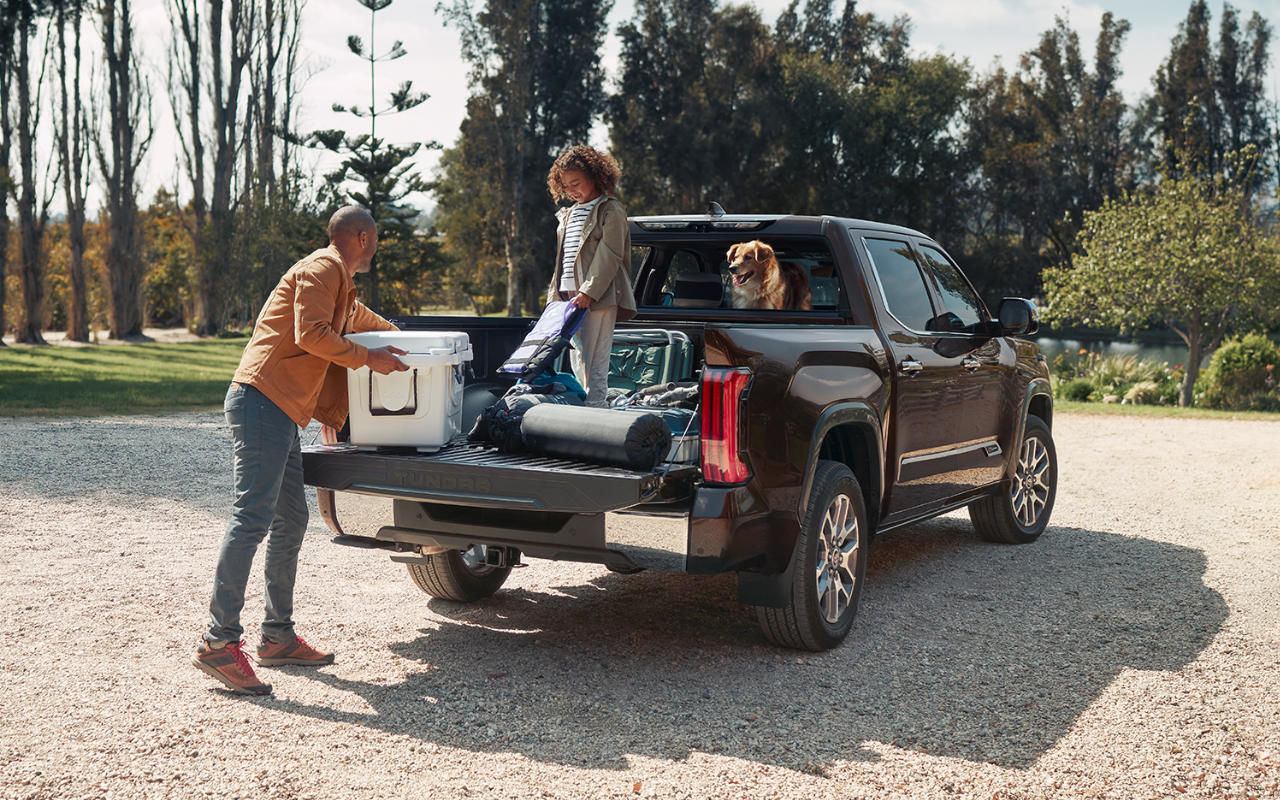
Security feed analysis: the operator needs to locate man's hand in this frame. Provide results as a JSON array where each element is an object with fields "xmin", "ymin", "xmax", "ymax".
[
  {"xmin": 571, "ymin": 292, "xmax": 593, "ymax": 309},
  {"xmin": 366, "ymin": 345, "xmax": 409, "ymax": 375}
]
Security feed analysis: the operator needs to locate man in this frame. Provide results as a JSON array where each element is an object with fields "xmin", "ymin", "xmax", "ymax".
[{"xmin": 193, "ymin": 206, "xmax": 408, "ymax": 695}]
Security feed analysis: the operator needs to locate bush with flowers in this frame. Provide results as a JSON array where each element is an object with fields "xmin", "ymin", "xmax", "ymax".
[
  {"xmin": 1195, "ymin": 333, "xmax": 1280, "ymax": 411},
  {"xmin": 1051, "ymin": 349, "xmax": 1182, "ymax": 405}
]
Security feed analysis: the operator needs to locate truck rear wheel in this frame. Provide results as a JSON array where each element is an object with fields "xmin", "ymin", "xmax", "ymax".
[
  {"xmin": 406, "ymin": 545, "xmax": 512, "ymax": 602},
  {"xmin": 968, "ymin": 414, "xmax": 1056, "ymax": 543},
  {"xmin": 755, "ymin": 460, "xmax": 869, "ymax": 651}
]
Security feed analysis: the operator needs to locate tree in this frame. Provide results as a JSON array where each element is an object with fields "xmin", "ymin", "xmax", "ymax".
[
  {"xmin": 308, "ymin": 0, "xmax": 432, "ymax": 314},
  {"xmin": 53, "ymin": 0, "xmax": 91, "ymax": 342},
  {"xmin": 610, "ymin": 0, "xmax": 782, "ymax": 214},
  {"xmin": 98, "ymin": 0, "xmax": 152, "ymax": 339},
  {"xmin": 963, "ymin": 13, "xmax": 1132, "ymax": 299},
  {"xmin": 168, "ymin": 0, "xmax": 256, "ymax": 335},
  {"xmin": 12, "ymin": 0, "xmax": 57, "ymax": 345},
  {"xmin": 1042, "ymin": 158, "xmax": 1280, "ymax": 407},
  {"xmin": 1143, "ymin": 1, "xmax": 1274, "ymax": 194},
  {"xmin": 438, "ymin": 0, "xmax": 612, "ymax": 315},
  {"xmin": 0, "ymin": 2, "xmax": 16, "ymax": 344}
]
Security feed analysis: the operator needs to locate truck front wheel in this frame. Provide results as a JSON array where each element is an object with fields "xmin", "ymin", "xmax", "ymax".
[
  {"xmin": 755, "ymin": 460, "xmax": 869, "ymax": 651},
  {"xmin": 968, "ymin": 414, "xmax": 1056, "ymax": 544},
  {"xmin": 405, "ymin": 545, "xmax": 512, "ymax": 602}
]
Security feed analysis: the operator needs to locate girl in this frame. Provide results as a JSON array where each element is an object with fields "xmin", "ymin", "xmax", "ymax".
[{"xmin": 545, "ymin": 145, "xmax": 636, "ymax": 407}]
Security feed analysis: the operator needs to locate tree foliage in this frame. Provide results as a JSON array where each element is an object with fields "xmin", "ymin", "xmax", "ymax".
[
  {"xmin": 436, "ymin": 0, "xmax": 613, "ymax": 315},
  {"xmin": 963, "ymin": 13, "xmax": 1131, "ymax": 299},
  {"xmin": 1141, "ymin": 0, "xmax": 1275, "ymax": 193},
  {"xmin": 1042, "ymin": 160, "xmax": 1280, "ymax": 406}
]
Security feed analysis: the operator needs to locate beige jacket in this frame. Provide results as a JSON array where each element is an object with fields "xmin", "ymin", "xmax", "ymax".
[
  {"xmin": 546, "ymin": 194, "xmax": 637, "ymax": 321},
  {"xmin": 232, "ymin": 246, "xmax": 397, "ymax": 428}
]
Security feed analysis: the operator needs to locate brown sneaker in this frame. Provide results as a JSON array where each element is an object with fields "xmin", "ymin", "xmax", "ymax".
[
  {"xmin": 193, "ymin": 640, "xmax": 272, "ymax": 695},
  {"xmin": 257, "ymin": 635, "xmax": 335, "ymax": 667}
]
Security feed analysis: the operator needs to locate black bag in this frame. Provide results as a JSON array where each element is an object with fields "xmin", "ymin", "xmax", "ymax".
[{"xmin": 469, "ymin": 384, "xmax": 583, "ymax": 452}]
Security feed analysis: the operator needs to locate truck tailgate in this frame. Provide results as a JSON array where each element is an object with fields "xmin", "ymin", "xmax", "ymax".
[{"xmin": 303, "ymin": 443, "xmax": 694, "ymax": 513}]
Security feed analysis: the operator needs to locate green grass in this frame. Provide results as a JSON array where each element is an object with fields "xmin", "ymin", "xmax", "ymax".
[
  {"xmin": 1056, "ymin": 399, "xmax": 1280, "ymax": 421},
  {"xmin": 0, "ymin": 340, "xmax": 247, "ymax": 416}
]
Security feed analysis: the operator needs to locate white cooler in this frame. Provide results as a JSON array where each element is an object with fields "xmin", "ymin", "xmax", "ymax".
[{"xmin": 344, "ymin": 330, "xmax": 473, "ymax": 451}]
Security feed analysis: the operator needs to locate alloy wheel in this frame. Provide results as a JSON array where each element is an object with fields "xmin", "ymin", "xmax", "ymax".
[
  {"xmin": 1011, "ymin": 436, "xmax": 1051, "ymax": 528},
  {"xmin": 815, "ymin": 493, "xmax": 860, "ymax": 624}
]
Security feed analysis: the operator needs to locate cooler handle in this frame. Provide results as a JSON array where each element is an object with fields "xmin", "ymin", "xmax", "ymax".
[{"xmin": 368, "ymin": 368, "xmax": 418, "ymax": 417}]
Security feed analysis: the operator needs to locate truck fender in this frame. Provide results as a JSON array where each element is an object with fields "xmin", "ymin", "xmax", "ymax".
[
  {"xmin": 798, "ymin": 402, "xmax": 884, "ymax": 520},
  {"xmin": 1007, "ymin": 379, "xmax": 1053, "ymax": 480},
  {"xmin": 737, "ymin": 402, "xmax": 883, "ymax": 609}
]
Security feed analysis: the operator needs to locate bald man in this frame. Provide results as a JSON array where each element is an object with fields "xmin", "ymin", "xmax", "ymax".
[{"xmin": 194, "ymin": 206, "xmax": 408, "ymax": 695}]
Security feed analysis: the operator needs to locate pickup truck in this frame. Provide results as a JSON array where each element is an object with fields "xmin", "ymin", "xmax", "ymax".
[{"xmin": 303, "ymin": 213, "xmax": 1057, "ymax": 651}]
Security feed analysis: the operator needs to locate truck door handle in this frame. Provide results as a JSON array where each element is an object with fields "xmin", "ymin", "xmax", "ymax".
[
  {"xmin": 899, "ymin": 359, "xmax": 924, "ymax": 376},
  {"xmin": 962, "ymin": 357, "xmax": 981, "ymax": 372}
]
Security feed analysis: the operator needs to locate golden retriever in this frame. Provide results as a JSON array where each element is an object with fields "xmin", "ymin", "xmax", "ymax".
[{"xmin": 726, "ymin": 241, "xmax": 812, "ymax": 311}]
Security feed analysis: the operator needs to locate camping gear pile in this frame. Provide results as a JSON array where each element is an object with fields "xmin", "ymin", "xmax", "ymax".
[{"xmin": 468, "ymin": 302, "xmax": 699, "ymax": 471}]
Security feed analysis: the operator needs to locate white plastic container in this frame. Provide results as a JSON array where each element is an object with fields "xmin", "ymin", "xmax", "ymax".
[{"xmin": 344, "ymin": 330, "xmax": 473, "ymax": 451}]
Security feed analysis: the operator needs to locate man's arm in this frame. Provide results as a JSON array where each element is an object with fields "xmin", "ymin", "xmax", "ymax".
[
  {"xmin": 351, "ymin": 301, "xmax": 399, "ymax": 333},
  {"xmin": 293, "ymin": 266, "xmax": 371, "ymax": 369}
]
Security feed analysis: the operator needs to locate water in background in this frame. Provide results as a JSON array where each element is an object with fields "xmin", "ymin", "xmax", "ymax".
[{"xmin": 1035, "ymin": 337, "xmax": 1204, "ymax": 369}]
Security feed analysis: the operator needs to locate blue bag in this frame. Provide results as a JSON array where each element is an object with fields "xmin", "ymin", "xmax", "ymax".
[{"xmin": 498, "ymin": 300, "xmax": 589, "ymax": 381}]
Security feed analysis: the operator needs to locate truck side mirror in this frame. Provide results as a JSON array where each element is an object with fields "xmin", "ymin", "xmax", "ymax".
[{"xmin": 997, "ymin": 297, "xmax": 1038, "ymax": 336}]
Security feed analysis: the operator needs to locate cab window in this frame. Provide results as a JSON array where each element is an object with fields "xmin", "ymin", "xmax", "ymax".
[
  {"xmin": 917, "ymin": 244, "xmax": 985, "ymax": 332},
  {"xmin": 862, "ymin": 237, "xmax": 935, "ymax": 331}
]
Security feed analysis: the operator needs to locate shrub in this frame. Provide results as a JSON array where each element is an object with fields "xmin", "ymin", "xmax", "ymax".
[
  {"xmin": 1124, "ymin": 380, "xmax": 1168, "ymax": 405},
  {"xmin": 1199, "ymin": 334, "xmax": 1280, "ymax": 411},
  {"xmin": 1060, "ymin": 378, "xmax": 1096, "ymax": 402}
]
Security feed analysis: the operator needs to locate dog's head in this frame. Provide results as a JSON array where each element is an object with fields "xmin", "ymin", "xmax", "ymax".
[{"xmin": 726, "ymin": 241, "xmax": 777, "ymax": 288}]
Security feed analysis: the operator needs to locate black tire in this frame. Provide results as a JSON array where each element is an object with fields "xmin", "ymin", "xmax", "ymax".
[
  {"xmin": 969, "ymin": 414, "xmax": 1057, "ymax": 544},
  {"xmin": 405, "ymin": 545, "xmax": 512, "ymax": 602},
  {"xmin": 755, "ymin": 460, "xmax": 870, "ymax": 651}
]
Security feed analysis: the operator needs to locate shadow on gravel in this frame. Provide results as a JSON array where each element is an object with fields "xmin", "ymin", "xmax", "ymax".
[{"xmin": 270, "ymin": 517, "xmax": 1227, "ymax": 772}]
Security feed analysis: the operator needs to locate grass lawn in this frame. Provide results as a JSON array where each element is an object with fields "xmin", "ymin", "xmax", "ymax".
[
  {"xmin": 1056, "ymin": 399, "xmax": 1280, "ymax": 421},
  {"xmin": 4, "ymin": 338, "xmax": 1280, "ymax": 422},
  {"xmin": 0, "ymin": 339, "xmax": 247, "ymax": 416}
]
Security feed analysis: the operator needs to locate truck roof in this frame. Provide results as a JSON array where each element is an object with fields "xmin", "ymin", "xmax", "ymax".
[{"xmin": 628, "ymin": 213, "xmax": 928, "ymax": 240}]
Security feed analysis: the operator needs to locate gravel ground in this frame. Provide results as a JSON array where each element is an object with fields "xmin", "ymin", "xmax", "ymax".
[{"xmin": 0, "ymin": 410, "xmax": 1276, "ymax": 799}]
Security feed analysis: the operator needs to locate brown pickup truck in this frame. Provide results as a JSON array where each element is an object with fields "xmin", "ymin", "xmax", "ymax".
[{"xmin": 303, "ymin": 213, "xmax": 1057, "ymax": 651}]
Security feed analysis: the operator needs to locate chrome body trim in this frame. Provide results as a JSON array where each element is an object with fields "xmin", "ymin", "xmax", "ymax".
[{"xmin": 900, "ymin": 437, "xmax": 1002, "ymax": 467}]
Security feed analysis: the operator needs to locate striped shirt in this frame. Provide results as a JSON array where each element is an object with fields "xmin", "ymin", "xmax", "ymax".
[{"xmin": 559, "ymin": 196, "xmax": 604, "ymax": 292}]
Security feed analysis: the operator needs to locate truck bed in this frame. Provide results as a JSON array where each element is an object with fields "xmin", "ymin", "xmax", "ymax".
[{"xmin": 302, "ymin": 440, "xmax": 697, "ymax": 514}]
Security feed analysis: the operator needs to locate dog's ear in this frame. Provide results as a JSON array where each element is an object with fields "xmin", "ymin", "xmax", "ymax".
[
  {"xmin": 726, "ymin": 243, "xmax": 740, "ymax": 262},
  {"xmin": 754, "ymin": 241, "xmax": 775, "ymax": 261}
]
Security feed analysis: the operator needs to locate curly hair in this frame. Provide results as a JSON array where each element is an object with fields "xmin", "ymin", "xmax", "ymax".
[{"xmin": 547, "ymin": 145, "xmax": 621, "ymax": 202}]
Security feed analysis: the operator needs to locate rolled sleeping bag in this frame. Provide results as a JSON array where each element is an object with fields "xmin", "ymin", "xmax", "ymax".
[{"xmin": 520, "ymin": 405, "xmax": 672, "ymax": 471}]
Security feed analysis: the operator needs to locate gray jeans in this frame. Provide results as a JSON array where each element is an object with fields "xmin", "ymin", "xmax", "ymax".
[{"xmin": 205, "ymin": 382, "xmax": 308, "ymax": 645}]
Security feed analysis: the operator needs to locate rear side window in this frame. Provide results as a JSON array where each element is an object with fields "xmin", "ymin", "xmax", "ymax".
[
  {"xmin": 863, "ymin": 237, "xmax": 934, "ymax": 331},
  {"xmin": 918, "ymin": 245, "xmax": 985, "ymax": 332},
  {"xmin": 639, "ymin": 237, "xmax": 842, "ymax": 314}
]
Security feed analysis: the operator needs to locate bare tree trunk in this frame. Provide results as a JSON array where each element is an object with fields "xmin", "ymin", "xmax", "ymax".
[
  {"xmin": 0, "ymin": 8, "xmax": 14, "ymax": 346},
  {"xmin": 1171, "ymin": 316, "xmax": 1205, "ymax": 408},
  {"xmin": 171, "ymin": 0, "xmax": 256, "ymax": 336},
  {"xmin": 169, "ymin": 0, "xmax": 208, "ymax": 332},
  {"xmin": 55, "ymin": 0, "xmax": 91, "ymax": 342},
  {"xmin": 14, "ymin": 5, "xmax": 51, "ymax": 345},
  {"xmin": 98, "ymin": 0, "xmax": 152, "ymax": 339}
]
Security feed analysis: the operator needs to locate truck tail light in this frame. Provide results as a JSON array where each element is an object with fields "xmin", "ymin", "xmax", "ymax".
[{"xmin": 701, "ymin": 367, "xmax": 753, "ymax": 484}]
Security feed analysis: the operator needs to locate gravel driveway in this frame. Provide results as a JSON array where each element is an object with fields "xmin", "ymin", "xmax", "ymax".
[{"xmin": 0, "ymin": 411, "xmax": 1276, "ymax": 799}]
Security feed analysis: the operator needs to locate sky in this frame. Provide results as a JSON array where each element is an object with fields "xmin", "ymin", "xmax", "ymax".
[{"xmin": 113, "ymin": 0, "xmax": 1280, "ymax": 213}]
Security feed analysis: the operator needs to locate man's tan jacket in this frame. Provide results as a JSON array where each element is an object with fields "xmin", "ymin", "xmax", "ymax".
[
  {"xmin": 232, "ymin": 246, "xmax": 397, "ymax": 428},
  {"xmin": 546, "ymin": 194, "xmax": 637, "ymax": 320}
]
